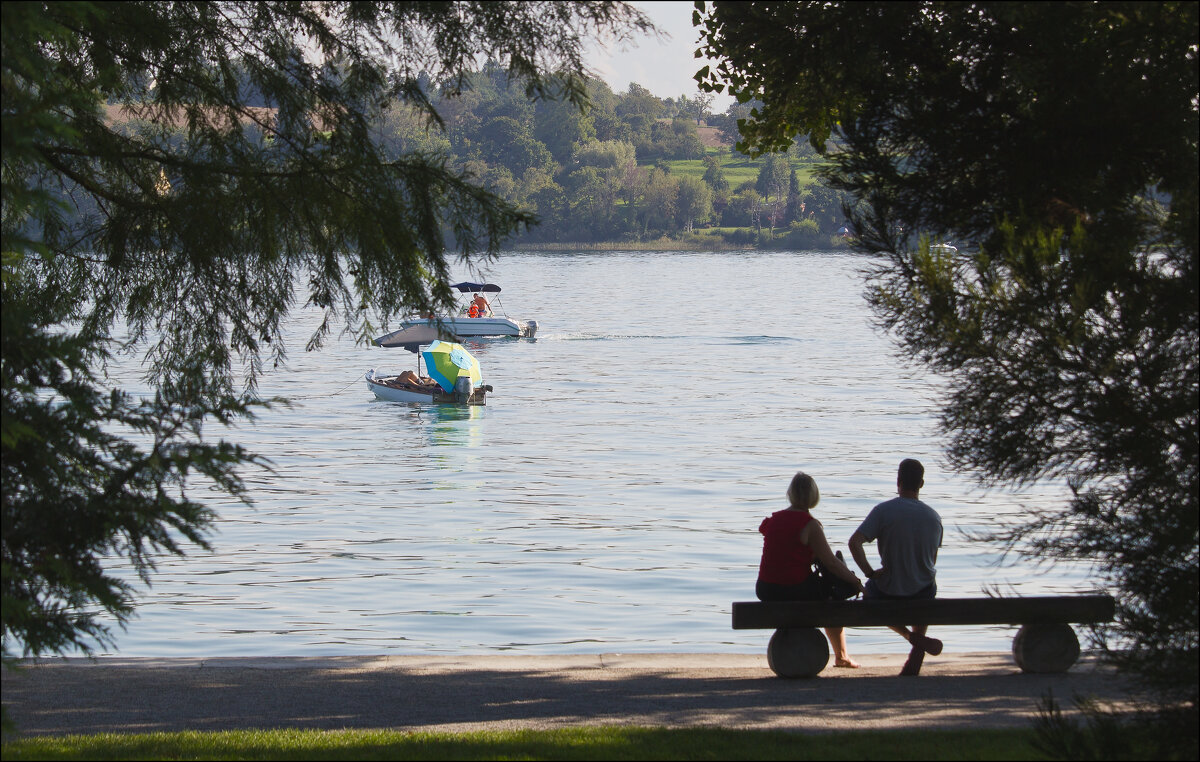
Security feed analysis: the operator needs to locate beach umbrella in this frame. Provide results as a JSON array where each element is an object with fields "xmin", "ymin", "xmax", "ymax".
[
  {"xmin": 374, "ymin": 323, "xmax": 447, "ymax": 352},
  {"xmin": 374, "ymin": 323, "xmax": 462, "ymax": 377},
  {"xmin": 421, "ymin": 340, "xmax": 482, "ymax": 392}
]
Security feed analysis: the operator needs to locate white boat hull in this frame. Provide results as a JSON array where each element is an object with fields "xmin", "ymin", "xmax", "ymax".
[
  {"xmin": 366, "ymin": 369, "xmax": 488, "ymax": 405},
  {"xmin": 398, "ymin": 316, "xmax": 537, "ymax": 338}
]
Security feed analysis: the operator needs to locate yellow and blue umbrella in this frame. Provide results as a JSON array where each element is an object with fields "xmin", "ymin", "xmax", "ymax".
[{"xmin": 421, "ymin": 340, "xmax": 482, "ymax": 392}]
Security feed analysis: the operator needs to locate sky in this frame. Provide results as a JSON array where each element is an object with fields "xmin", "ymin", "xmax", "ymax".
[{"xmin": 585, "ymin": 1, "xmax": 735, "ymax": 113}]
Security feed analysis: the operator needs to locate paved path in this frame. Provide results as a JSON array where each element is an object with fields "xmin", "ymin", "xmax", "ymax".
[{"xmin": 2, "ymin": 652, "xmax": 1140, "ymax": 736}]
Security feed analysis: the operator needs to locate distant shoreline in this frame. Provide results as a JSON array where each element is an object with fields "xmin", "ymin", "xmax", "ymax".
[{"xmin": 511, "ymin": 240, "xmax": 855, "ymax": 253}]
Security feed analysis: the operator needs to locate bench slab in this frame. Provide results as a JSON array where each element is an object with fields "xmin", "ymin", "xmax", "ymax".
[{"xmin": 732, "ymin": 595, "xmax": 1115, "ymax": 629}]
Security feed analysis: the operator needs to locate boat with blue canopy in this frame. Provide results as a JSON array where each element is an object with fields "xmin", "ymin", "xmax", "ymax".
[{"xmin": 394, "ymin": 282, "xmax": 537, "ymax": 338}]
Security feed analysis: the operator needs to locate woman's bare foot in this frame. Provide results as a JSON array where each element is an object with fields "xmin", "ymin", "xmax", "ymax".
[{"xmin": 834, "ymin": 658, "xmax": 860, "ymax": 668}]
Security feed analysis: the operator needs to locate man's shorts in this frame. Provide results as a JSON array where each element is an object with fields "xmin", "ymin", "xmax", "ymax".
[{"xmin": 864, "ymin": 579, "xmax": 936, "ymax": 600}]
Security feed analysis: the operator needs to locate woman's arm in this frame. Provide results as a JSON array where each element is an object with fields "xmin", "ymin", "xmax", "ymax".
[{"xmin": 802, "ymin": 520, "xmax": 865, "ymax": 592}]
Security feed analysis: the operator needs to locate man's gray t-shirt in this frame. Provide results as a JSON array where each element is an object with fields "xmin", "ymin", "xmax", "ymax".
[{"xmin": 856, "ymin": 496, "xmax": 943, "ymax": 597}]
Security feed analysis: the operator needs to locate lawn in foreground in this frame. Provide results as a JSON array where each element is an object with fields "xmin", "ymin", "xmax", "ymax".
[{"xmin": 2, "ymin": 725, "xmax": 1045, "ymax": 761}]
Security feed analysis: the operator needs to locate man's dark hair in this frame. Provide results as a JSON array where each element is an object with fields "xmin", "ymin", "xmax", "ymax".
[{"xmin": 898, "ymin": 459, "xmax": 924, "ymax": 492}]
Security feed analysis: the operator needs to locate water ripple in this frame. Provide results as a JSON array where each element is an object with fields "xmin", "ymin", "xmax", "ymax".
[{"xmin": 99, "ymin": 251, "xmax": 1091, "ymax": 658}]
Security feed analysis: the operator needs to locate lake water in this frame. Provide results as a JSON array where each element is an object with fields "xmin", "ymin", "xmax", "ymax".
[{"xmin": 98, "ymin": 249, "xmax": 1095, "ymax": 658}]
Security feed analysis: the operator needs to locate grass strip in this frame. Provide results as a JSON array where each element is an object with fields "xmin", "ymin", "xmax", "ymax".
[{"xmin": 2, "ymin": 725, "xmax": 1045, "ymax": 761}]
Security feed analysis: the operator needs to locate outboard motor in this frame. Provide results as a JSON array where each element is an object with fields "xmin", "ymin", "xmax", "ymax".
[
  {"xmin": 453, "ymin": 375, "xmax": 474, "ymax": 403},
  {"xmin": 522, "ymin": 320, "xmax": 538, "ymax": 338}
]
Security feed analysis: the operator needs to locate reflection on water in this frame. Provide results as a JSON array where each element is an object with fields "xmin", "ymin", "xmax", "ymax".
[
  {"xmin": 377, "ymin": 400, "xmax": 484, "ymax": 449},
  {"xmin": 98, "ymin": 251, "xmax": 1094, "ymax": 658}
]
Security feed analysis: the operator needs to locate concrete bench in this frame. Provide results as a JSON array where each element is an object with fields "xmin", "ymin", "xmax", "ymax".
[{"xmin": 732, "ymin": 594, "xmax": 1116, "ymax": 678}]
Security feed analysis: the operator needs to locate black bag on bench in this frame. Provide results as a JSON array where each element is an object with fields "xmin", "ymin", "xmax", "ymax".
[{"xmin": 813, "ymin": 551, "xmax": 860, "ymax": 601}]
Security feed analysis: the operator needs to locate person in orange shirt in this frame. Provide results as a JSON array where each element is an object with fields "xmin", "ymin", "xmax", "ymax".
[{"xmin": 470, "ymin": 293, "xmax": 491, "ymax": 317}]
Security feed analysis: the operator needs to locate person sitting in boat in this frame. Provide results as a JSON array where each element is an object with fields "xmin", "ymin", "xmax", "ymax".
[
  {"xmin": 470, "ymin": 293, "xmax": 492, "ymax": 317},
  {"xmin": 396, "ymin": 370, "xmax": 435, "ymax": 388}
]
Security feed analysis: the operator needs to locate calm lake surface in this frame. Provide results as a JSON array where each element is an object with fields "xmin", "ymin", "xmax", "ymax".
[{"xmin": 99, "ymin": 250, "xmax": 1096, "ymax": 658}]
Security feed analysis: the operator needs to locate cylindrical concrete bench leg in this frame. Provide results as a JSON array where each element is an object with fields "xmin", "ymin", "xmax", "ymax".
[
  {"xmin": 767, "ymin": 627, "xmax": 829, "ymax": 678},
  {"xmin": 1012, "ymin": 622, "xmax": 1081, "ymax": 673}
]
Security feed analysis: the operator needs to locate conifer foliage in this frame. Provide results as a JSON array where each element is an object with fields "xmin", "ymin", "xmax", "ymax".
[
  {"xmin": 1, "ymin": 0, "xmax": 650, "ymax": 659},
  {"xmin": 698, "ymin": 0, "xmax": 1198, "ymax": 718}
]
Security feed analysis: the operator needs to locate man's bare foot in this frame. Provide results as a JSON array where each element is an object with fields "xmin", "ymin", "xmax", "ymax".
[{"xmin": 834, "ymin": 658, "xmax": 861, "ymax": 668}]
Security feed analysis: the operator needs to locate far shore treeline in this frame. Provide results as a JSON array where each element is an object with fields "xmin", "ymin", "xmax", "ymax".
[{"xmin": 107, "ymin": 65, "xmax": 854, "ymax": 251}]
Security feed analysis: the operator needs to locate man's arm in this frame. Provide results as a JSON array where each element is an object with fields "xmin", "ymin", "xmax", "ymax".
[{"xmin": 848, "ymin": 531, "xmax": 877, "ymax": 579}]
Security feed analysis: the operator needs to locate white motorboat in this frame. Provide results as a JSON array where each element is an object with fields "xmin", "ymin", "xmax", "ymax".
[{"xmin": 390, "ymin": 282, "xmax": 537, "ymax": 339}]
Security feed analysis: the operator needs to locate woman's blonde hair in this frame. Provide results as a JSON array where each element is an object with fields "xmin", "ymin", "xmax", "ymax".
[{"xmin": 787, "ymin": 472, "xmax": 820, "ymax": 511}]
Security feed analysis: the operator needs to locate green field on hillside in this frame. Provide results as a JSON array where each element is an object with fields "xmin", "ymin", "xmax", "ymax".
[{"xmin": 661, "ymin": 152, "xmax": 824, "ymax": 190}]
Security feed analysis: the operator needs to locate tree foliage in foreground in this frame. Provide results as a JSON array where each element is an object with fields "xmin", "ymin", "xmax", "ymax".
[
  {"xmin": 1, "ymin": 0, "xmax": 651, "ymax": 658},
  {"xmin": 696, "ymin": 0, "xmax": 1198, "ymax": 715},
  {"xmin": 1, "ymin": 285, "xmax": 268, "ymax": 656}
]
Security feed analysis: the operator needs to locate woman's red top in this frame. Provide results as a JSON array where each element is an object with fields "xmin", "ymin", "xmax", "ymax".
[{"xmin": 757, "ymin": 509, "xmax": 814, "ymax": 585}]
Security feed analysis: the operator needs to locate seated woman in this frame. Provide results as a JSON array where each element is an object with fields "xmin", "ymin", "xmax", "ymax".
[{"xmin": 756, "ymin": 471, "xmax": 866, "ymax": 668}]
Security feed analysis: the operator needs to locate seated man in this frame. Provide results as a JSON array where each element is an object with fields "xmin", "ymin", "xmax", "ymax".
[{"xmin": 849, "ymin": 458, "xmax": 944, "ymax": 676}]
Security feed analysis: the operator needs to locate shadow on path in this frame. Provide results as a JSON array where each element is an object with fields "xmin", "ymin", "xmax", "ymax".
[{"xmin": 2, "ymin": 653, "xmax": 1141, "ymax": 736}]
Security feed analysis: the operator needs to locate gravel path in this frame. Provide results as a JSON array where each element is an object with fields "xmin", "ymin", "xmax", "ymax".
[{"xmin": 2, "ymin": 652, "xmax": 1141, "ymax": 737}]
